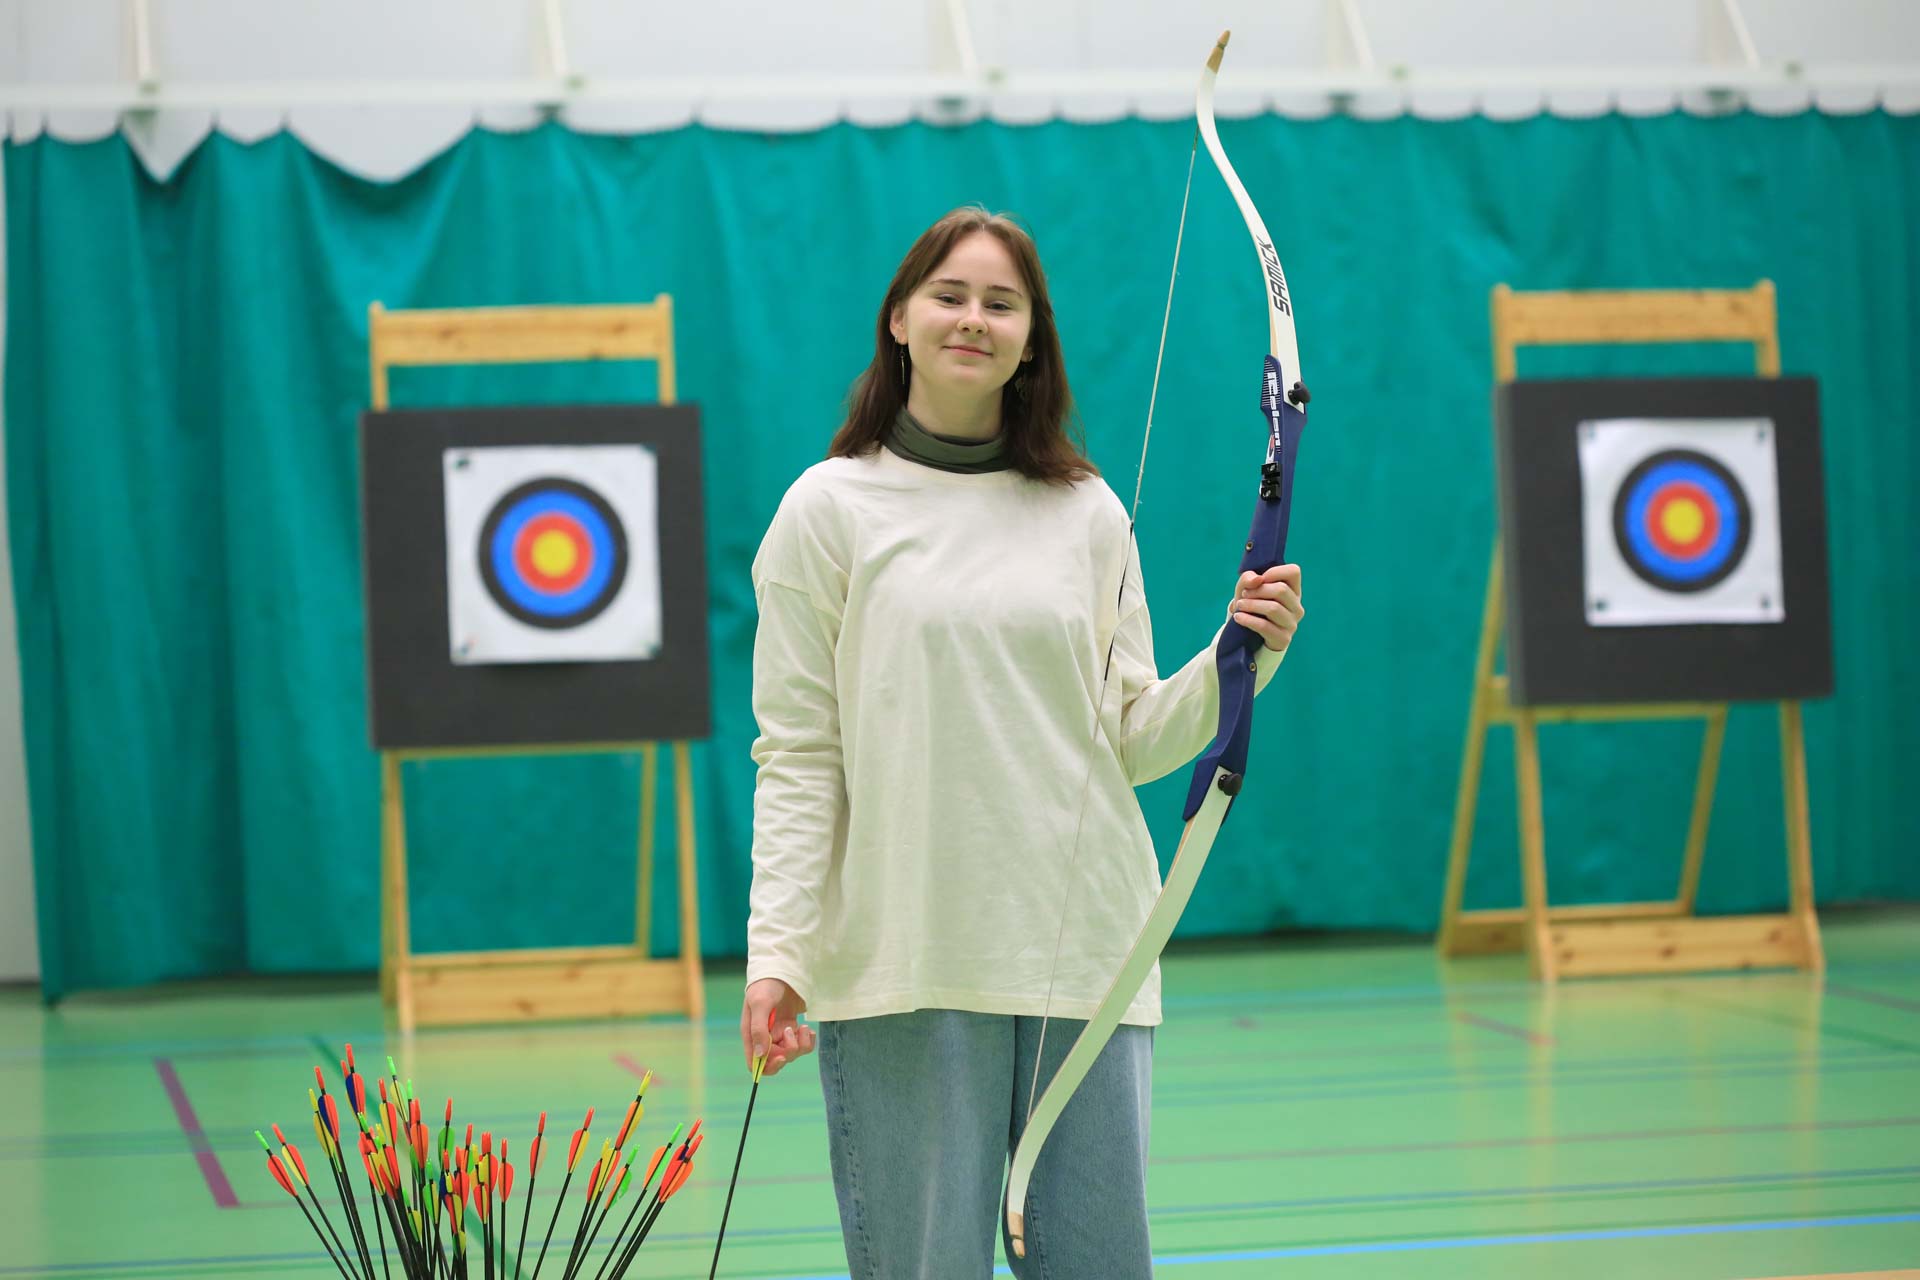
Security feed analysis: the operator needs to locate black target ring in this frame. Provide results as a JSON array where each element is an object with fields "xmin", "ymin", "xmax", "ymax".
[{"xmin": 478, "ymin": 477, "xmax": 630, "ymax": 630}]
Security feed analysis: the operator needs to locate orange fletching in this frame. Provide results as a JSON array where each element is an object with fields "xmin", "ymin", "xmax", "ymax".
[
  {"xmin": 286, "ymin": 1143, "xmax": 310, "ymax": 1186},
  {"xmin": 644, "ymin": 1144, "xmax": 668, "ymax": 1183},
  {"xmin": 664, "ymin": 1160, "xmax": 692, "ymax": 1199},
  {"xmin": 267, "ymin": 1155, "xmax": 295, "ymax": 1198},
  {"xmin": 603, "ymin": 1159, "xmax": 625, "ymax": 1205},
  {"xmin": 567, "ymin": 1130, "xmax": 586, "ymax": 1171}
]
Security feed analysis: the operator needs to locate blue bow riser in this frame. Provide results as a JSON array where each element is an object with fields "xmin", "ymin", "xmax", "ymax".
[{"xmin": 1180, "ymin": 359, "xmax": 1306, "ymax": 821}]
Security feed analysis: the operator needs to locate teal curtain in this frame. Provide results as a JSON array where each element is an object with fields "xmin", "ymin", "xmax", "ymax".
[{"xmin": 7, "ymin": 113, "xmax": 1917, "ymax": 999}]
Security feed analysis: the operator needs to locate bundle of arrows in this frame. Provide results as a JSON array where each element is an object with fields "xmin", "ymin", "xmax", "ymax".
[{"xmin": 259, "ymin": 1044, "xmax": 703, "ymax": 1280}]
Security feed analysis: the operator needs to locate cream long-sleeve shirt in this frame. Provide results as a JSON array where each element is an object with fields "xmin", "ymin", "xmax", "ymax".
[{"xmin": 746, "ymin": 445, "xmax": 1286, "ymax": 1026}]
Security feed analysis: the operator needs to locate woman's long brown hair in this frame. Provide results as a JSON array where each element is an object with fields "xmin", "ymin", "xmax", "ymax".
[{"xmin": 828, "ymin": 206, "xmax": 1098, "ymax": 486}]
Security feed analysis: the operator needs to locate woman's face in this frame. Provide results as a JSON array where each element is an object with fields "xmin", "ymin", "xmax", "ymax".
[{"xmin": 890, "ymin": 231, "xmax": 1034, "ymax": 399}]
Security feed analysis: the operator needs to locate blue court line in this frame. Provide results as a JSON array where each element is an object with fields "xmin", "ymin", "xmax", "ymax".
[
  {"xmin": 1149, "ymin": 1164, "xmax": 1920, "ymax": 1217},
  {"xmin": 1143, "ymin": 1211, "xmax": 1920, "ymax": 1267},
  {"xmin": 1827, "ymin": 982, "xmax": 1920, "ymax": 1015},
  {"xmin": 3, "ymin": 1210, "xmax": 1916, "ymax": 1276},
  {"xmin": 765, "ymin": 1211, "xmax": 1920, "ymax": 1280}
]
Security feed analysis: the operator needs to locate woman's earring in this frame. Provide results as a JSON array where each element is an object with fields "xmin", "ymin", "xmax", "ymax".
[{"xmin": 897, "ymin": 344, "xmax": 909, "ymax": 386}]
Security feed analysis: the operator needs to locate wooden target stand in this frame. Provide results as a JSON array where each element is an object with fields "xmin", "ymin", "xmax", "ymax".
[
  {"xmin": 1436, "ymin": 281, "xmax": 1823, "ymax": 981},
  {"xmin": 367, "ymin": 299, "xmax": 706, "ymax": 1030}
]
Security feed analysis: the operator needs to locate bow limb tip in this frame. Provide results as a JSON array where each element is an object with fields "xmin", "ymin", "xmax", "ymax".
[{"xmin": 1209, "ymin": 31, "xmax": 1231, "ymax": 72}]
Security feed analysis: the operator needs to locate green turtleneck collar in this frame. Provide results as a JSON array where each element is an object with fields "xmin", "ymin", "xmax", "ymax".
[{"xmin": 883, "ymin": 407, "xmax": 1013, "ymax": 474}]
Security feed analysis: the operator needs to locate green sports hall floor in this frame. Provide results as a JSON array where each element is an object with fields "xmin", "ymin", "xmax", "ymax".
[{"xmin": 4, "ymin": 909, "xmax": 1917, "ymax": 1280}]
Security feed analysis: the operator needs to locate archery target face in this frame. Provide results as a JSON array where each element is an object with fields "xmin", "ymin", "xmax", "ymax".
[
  {"xmin": 1578, "ymin": 418, "xmax": 1783, "ymax": 627},
  {"xmin": 442, "ymin": 445, "xmax": 663, "ymax": 664}
]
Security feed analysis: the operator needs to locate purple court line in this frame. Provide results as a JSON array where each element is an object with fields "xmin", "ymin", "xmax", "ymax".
[
  {"xmin": 1828, "ymin": 983, "xmax": 1920, "ymax": 1015},
  {"xmin": 1453, "ymin": 1010, "xmax": 1556, "ymax": 1046},
  {"xmin": 612, "ymin": 1053, "xmax": 655, "ymax": 1082},
  {"xmin": 153, "ymin": 1058, "xmax": 239, "ymax": 1209}
]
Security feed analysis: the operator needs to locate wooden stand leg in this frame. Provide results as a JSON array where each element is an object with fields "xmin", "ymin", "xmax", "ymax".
[
  {"xmin": 1676, "ymin": 706, "xmax": 1728, "ymax": 913},
  {"xmin": 636, "ymin": 743, "xmax": 659, "ymax": 957},
  {"xmin": 1437, "ymin": 545, "xmax": 1504, "ymax": 955},
  {"xmin": 1779, "ymin": 701, "xmax": 1825, "ymax": 972},
  {"xmin": 1512, "ymin": 711, "xmax": 1557, "ymax": 981},
  {"xmin": 673, "ymin": 741, "xmax": 706, "ymax": 1019},
  {"xmin": 380, "ymin": 753, "xmax": 416, "ymax": 1029},
  {"xmin": 380, "ymin": 757, "xmax": 396, "ymax": 1006}
]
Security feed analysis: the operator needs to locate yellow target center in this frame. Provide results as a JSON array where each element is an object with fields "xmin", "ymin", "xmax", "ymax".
[
  {"xmin": 530, "ymin": 530, "xmax": 579, "ymax": 578},
  {"xmin": 1660, "ymin": 499, "xmax": 1705, "ymax": 545}
]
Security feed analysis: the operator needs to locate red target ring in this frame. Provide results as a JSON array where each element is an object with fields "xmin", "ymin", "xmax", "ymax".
[
  {"xmin": 511, "ymin": 512, "xmax": 595, "ymax": 595},
  {"xmin": 1644, "ymin": 480, "xmax": 1722, "ymax": 561}
]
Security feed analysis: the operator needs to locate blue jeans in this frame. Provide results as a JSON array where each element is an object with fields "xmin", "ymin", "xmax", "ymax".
[{"xmin": 816, "ymin": 1009, "xmax": 1154, "ymax": 1280}]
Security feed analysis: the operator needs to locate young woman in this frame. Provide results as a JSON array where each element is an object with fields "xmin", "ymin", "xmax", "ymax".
[{"xmin": 739, "ymin": 205, "xmax": 1303, "ymax": 1278}]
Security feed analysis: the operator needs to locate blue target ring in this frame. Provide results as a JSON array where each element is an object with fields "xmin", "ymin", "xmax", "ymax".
[
  {"xmin": 478, "ymin": 478, "xmax": 629, "ymax": 629},
  {"xmin": 1611, "ymin": 450, "xmax": 1750, "ymax": 593}
]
